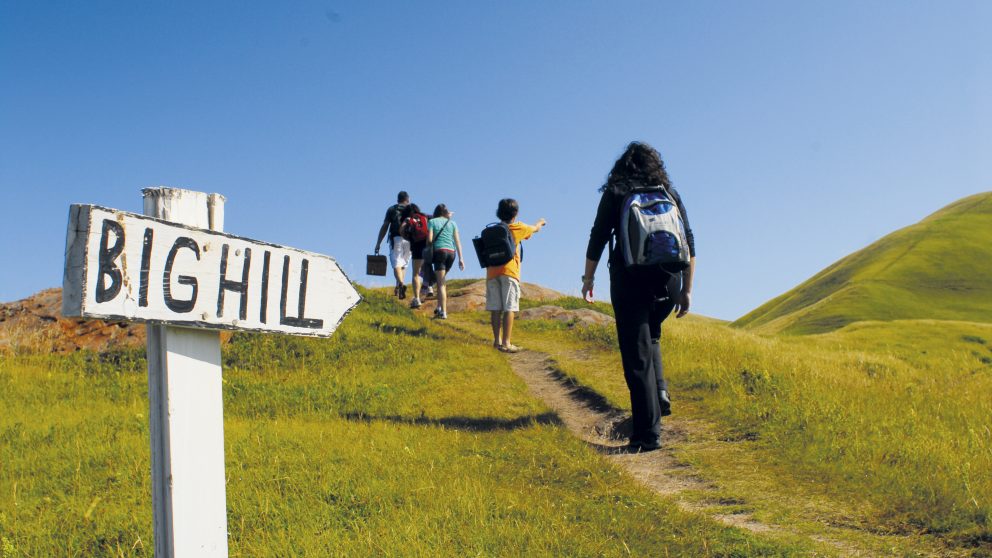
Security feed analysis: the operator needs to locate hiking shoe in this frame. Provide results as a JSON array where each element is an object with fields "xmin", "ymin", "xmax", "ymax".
[
  {"xmin": 500, "ymin": 344, "xmax": 521, "ymax": 353},
  {"xmin": 659, "ymin": 390, "xmax": 672, "ymax": 417},
  {"xmin": 434, "ymin": 306, "xmax": 442, "ymax": 317},
  {"xmin": 629, "ymin": 439, "xmax": 661, "ymax": 452},
  {"xmin": 438, "ymin": 312, "xmax": 448, "ymax": 320},
  {"xmin": 410, "ymin": 298, "xmax": 421, "ymax": 309},
  {"xmin": 398, "ymin": 284, "xmax": 407, "ymax": 300}
]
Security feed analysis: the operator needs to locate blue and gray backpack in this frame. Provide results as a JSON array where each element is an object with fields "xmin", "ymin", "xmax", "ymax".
[{"xmin": 618, "ymin": 186, "xmax": 690, "ymax": 272}]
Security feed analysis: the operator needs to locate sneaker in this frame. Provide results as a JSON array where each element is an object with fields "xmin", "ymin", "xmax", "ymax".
[
  {"xmin": 426, "ymin": 287, "xmax": 434, "ymax": 297},
  {"xmin": 438, "ymin": 312, "xmax": 448, "ymax": 320},
  {"xmin": 434, "ymin": 306, "xmax": 442, "ymax": 317},
  {"xmin": 659, "ymin": 390, "xmax": 672, "ymax": 417},
  {"xmin": 410, "ymin": 298, "xmax": 421, "ymax": 309},
  {"xmin": 499, "ymin": 344, "xmax": 521, "ymax": 353}
]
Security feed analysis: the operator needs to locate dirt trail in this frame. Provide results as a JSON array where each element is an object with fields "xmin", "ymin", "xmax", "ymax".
[
  {"xmin": 505, "ymin": 350, "xmax": 772, "ymax": 531},
  {"xmin": 503, "ymin": 348, "xmax": 955, "ymax": 557}
]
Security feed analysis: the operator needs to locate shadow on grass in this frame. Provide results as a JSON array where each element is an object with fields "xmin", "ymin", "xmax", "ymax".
[
  {"xmin": 544, "ymin": 360, "xmax": 625, "ymax": 417},
  {"xmin": 372, "ymin": 323, "xmax": 444, "ymax": 340},
  {"xmin": 341, "ymin": 411, "xmax": 563, "ymax": 432}
]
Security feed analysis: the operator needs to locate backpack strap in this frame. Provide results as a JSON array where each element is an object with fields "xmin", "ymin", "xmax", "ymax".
[{"xmin": 432, "ymin": 218, "xmax": 452, "ymax": 248}]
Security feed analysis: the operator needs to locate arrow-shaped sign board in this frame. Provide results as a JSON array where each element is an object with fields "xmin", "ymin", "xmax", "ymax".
[
  {"xmin": 63, "ymin": 204, "xmax": 361, "ymax": 336},
  {"xmin": 63, "ymin": 190, "xmax": 363, "ymax": 558}
]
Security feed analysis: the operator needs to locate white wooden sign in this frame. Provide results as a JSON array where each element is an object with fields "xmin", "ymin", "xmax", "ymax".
[
  {"xmin": 63, "ymin": 204, "xmax": 360, "ymax": 336},
  {"xmin": 62, "ymin": 188, "xmax": 361, "ymax": 558}
]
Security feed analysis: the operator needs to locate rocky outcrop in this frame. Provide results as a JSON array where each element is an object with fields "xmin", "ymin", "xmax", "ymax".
[
  {"xmin": 418, "ymin": 280, "xmax": 565, "ymax": 314},
  {"xmin": 0, "ymin": 288, "xmax": 145, "ymax": 353},
  {"xmin": 518, "ymin": 305, "xmax": 615, "ymax": 327}
]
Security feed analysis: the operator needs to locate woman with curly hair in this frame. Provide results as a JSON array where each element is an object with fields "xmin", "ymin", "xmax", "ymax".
[{"xmin": 582, "ymin": 142, "xmax": 696, "ymax": 452}]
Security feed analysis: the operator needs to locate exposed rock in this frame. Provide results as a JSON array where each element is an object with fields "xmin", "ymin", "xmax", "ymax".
[
  {"xmin": 518, "ymin": 305, "xmax": 615, "ymax": 327},
  {"xmin": 0, "ymin": 288, "xmax": 146, "ymax": 353},
  {"xmin": 413, "ymin": 280, "xmax": 565, "ymax": 314},
  {"xmin": 0, "ymin": 288, "xmax": 231, "ymax": 354}
]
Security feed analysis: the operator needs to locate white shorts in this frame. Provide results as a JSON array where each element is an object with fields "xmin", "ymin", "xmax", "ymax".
[
  {"xmin": 389, "ymin": 236, "xmax": 411, "ymax": 269},
  {"xmin": 486, "ymin": 276, "xmax": 520, "ymax": 312}
]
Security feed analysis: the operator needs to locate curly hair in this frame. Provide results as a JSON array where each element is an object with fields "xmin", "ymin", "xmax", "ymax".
[{"xmin": 600, "ymin": 141, "xmax": 672, "ymax": 194}]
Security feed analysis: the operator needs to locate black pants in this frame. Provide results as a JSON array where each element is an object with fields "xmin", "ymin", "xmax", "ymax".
[{"xmin": 610, "ymin": 266, "xmax": 678, "ymax": 446}]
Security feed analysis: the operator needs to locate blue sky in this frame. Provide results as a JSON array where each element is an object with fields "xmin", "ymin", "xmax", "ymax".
[{"xmin": 1, "ymin": 1, "xmax": 989, "ymax": 320}]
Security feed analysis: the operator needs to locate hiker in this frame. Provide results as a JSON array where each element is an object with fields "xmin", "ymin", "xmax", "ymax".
[
  {"xmin": 399, "ymin": 203, "xmax": 429, "ymax": 309},
  {"xmin": 426, "ymin": 204, "xmax": 464, "ymax": 319},
  {"xmin": 581, "ymin": 142, "xmax": 695, "ymax": 452},
  {"xmin": 486, "ymin": 199, "xmax": 546, "ymax": 353},
  {"xmin": 374, "ymin": 191, "xmax": 411, "ymax": 299}
]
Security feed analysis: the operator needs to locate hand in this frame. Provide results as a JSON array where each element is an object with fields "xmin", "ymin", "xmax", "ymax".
[
  {"xmin": 675, "ymin": 290, "xmax": 691, "ymax": 318},
  {"xmin": 536, "ymin": 218, "xmax": 547, "ymax": 229},
  {"xmin": 582, "ymin": 279, "xmax": 594, "ymax": 302},
  {"xmin": 458, "ymin": 259, "xmax": 465, "ymax": 271},
  {"xmin": 374, "ymin": 245, "xmax": 380, "ymax": 255}
]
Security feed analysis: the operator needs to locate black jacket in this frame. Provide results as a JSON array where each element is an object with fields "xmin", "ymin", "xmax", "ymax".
[{"xmin": 586, "ymin": 185, "xmax": 695, "ymax": 265}]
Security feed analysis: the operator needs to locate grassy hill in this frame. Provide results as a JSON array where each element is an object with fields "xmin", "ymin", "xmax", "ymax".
[
  {"xmin": 734, "ymin": 192, "xmax": 992, "ymax": 334},
  {"xmin": 455, "ymin": 296, "xmax": 992, "ymax": 555},
  {"xmin": 0, "ymin": 287, "xmax": 800, "ymax": 557},
  {"xmin": 3, "ymin": 280, "xmax": 991, "ymax": 555}
]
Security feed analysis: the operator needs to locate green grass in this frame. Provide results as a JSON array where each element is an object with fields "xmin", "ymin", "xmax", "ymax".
[
  {"xmin": 470, "ymin": 293, "xmax": 992, "ymax": 554},
  {"xmin": 0, "ymin": 287, "xmax": 804, "ymax": 557},
  {"xmin": 735, "ymin": 192, "xmax": 992, "ymax": 334}
]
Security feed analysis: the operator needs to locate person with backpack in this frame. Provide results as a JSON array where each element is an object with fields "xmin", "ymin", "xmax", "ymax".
[
  {"xmin": 399, "ymin": 203, "xmax": 430, "ymax": 309},
  {"xmin": 374, "ymin": 191, "xmax": 412, "ymax": 299},
  {"xmin": 581, "ymin": 142, "xmax": 695, "ymax": 452},
  {"xmin": 426, "ymin": 204, "xmax": 465, "ymax": 319},
  {"xmin": 485, "ymin": 199, "xmax": 546, "ymax": 353}
]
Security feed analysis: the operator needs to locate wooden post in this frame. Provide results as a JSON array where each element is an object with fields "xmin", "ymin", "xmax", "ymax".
[
  {"xmin": 63, "ymin": 188, "xmax": 361, "ymax": 556},
  {"xmin": 143, "ymin": 188, "xmax": 229, "ymax": 557}
]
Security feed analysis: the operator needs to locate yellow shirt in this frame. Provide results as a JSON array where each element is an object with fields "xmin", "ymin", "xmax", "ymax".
[{"xmin": 486, "ymin": 221, "xmax": 538, "ymax": 281}]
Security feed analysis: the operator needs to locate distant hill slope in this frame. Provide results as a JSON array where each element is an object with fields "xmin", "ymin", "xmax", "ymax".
[{"xmin": 734, "ymin": 191, "xmax": 992, "ymax": 334}]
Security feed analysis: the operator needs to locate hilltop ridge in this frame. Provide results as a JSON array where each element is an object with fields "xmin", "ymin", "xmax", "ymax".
[
  {"xmin": 0, "ymin": 280, "xmax": 566, "ymax": 354},
  {"xmin": 734, "ymin": 191, "xmax": 992, "ymax": 334}
]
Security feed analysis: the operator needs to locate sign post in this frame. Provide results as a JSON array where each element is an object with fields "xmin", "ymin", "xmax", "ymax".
[
  {"xmin": 143, "ymin": 189, "xmax": 228, "ymax": 556},
  {"xmin": 63, "ymin": 188, "xmax": 361, "ymax": 557}
]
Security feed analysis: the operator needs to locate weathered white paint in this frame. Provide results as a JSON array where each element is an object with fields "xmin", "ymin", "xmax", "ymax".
[
  {"xmin": 63, "ymin": 200, "xmax": 361, "ymax": 337},
  {"xmin": 143, "ymin": 188, "xmax": 228, "ymax": 558},
  {"xmin": 62, "ymin": 188, "xmax": 363, "ymax": 558}
]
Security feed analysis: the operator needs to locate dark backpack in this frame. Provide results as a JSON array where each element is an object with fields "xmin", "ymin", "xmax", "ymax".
[
  {"xmin": 404, "ymin": 214, "xmax": 428, "ymax": 242},
  {"xmin": 472, "ymin": 222, "xmax": 521, "ymax": 268}
]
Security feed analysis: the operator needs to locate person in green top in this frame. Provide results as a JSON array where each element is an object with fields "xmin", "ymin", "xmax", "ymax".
[{"xmin": 426, "ymin": 203, "xmax": 465, "ymax": 319}]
